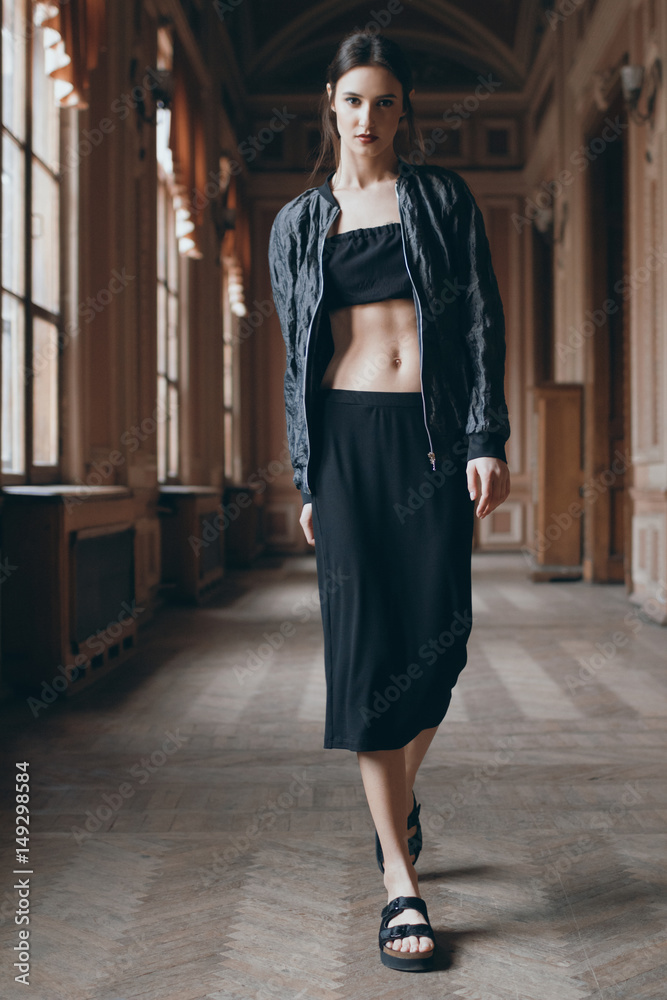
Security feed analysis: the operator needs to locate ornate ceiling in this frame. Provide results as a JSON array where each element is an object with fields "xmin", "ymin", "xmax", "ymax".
[{"xmin": 224, "ymin": 0, "xmax": 549, "ymax": 96}]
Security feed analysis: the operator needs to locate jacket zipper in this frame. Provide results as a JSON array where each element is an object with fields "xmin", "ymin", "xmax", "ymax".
[
  {"xmin": 395, "ymin": 181, "xmax": 436, "ymax": 470},
  {"xmin": 302, "ymin": 218, "xmax": 335, "ymax": 494}
]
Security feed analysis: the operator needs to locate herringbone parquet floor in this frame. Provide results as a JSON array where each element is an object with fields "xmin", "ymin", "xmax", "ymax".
[{"xmin": 0, "ymin": 553, "xmax": 665, "ymax": 1000}]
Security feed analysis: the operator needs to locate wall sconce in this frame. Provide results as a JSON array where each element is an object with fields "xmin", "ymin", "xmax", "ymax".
[
  {"xmin": 533, "ymin": 204, "xmax": 553, "ymax": 235},
  {"xmin": 172, "ymin": 194, "xmax": 201, "ymax": 259},
  {"xmin": 130, "ymin": 61, "xmax": 174, "ymax": 125},
  {"xmin": 534, "ymin": 199, "xmax": 568, "ymax": 248},
  {"xmin": 227, "ymin": 259, "xmax": 247, "ymax": 318},
  {"xmin": 620, "ymin": 58, "xmax": 662, "ymax": 126},
  {"xmin": 212, "ymin": 156, "xmax": 236, "ymax": 247}
]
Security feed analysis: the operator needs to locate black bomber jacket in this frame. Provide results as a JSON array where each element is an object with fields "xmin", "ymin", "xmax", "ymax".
[{"xmin": 268, "ymin": 155, "xmax": 510, "ymax": 504}]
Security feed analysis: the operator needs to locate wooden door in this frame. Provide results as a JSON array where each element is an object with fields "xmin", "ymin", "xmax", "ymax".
[{"xmin": 583, "ymin": 93, "xmax": 631, "ymax": 584}]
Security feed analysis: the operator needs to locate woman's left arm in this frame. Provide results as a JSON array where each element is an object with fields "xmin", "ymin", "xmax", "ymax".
[{"xmin": 453, "ymin": 175, "xmax": 511, "ymax": 517}]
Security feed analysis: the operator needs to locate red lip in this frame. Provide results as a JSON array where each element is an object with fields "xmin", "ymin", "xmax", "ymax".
[{"xmin": 357, "ymin": 134, "xmax": 378, "ymax": 141}]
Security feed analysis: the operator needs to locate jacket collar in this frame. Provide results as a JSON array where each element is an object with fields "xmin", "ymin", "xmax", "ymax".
[
  {"xmin": 316, "ymin": 155, "xmax": 412, "ymax": 205},
  {"xmin": 317, "ymin": 170, "xmax": 338, "ymax": 207}
]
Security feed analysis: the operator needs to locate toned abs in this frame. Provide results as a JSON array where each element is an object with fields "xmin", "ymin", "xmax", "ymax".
[{"xmin": 319, "ymin": 176, "xmax": 422, "ymax": 393}]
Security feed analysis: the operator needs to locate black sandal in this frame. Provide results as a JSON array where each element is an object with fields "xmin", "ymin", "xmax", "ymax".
[
  {"xmin": 378, "ymin": 894, "xmax": 436, "ymax": 971},
  {"xmin": 375, "ymin": 791, "xmax": 422, "ymax": 873}
]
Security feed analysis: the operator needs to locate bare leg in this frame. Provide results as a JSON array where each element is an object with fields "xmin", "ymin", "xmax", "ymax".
[
  {"xmin": 404, "ymin": 724, "xmax": 439, "ymax": 809},
  {"xmin": 357, "ymin": 745, "xmax": 434, "ymax": 954}
]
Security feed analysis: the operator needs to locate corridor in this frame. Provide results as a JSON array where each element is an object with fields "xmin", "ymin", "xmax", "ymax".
[{"xmin": 1, "ymin": 553, "xmax": 664, "ymax": 1000}]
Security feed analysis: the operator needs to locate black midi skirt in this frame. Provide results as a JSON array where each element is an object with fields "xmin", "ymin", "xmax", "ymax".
[{"xmin": 309, "ymin": 386, "xmax": 475, "ymax": 752}]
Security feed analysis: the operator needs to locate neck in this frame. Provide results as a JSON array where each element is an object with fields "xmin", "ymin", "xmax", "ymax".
[{"xmin": 331, "ymin": 149, "xmax": 402, "ymax": 191}]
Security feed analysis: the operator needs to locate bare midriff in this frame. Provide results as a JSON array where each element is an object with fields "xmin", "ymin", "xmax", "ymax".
[{"xmin": 319, "ymin": 298, "xmax": 421, "ymax": 392}]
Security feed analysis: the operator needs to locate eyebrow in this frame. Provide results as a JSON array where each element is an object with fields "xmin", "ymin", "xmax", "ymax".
[{"xmin": 341, "ymin": 91, "xmax": 398, "ymax": 98}]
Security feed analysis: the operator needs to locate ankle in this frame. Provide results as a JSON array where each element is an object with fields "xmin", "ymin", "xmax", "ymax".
[{"xmin": 383, "ymin": 859, "xmax": 418, "ymax": 892}]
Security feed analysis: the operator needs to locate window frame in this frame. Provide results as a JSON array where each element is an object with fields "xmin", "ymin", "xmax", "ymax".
[
  {"xmin": 1, "ymin": 0, "xmax": 63, "ymax": 484},
  {"xmin": 156, "ymin": 153, "xmax": 183, "ymax": 486}
]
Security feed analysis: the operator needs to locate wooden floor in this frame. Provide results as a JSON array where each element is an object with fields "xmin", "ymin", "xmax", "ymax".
[{"xmin": 0, "ymin": 553, "xmax": 665, "ymax": 1000}]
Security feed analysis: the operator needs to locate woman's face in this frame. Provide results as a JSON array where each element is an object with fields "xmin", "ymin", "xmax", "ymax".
[{"xmin": 326, "ymin": 65, "xmax": 413, "ymax": 162}]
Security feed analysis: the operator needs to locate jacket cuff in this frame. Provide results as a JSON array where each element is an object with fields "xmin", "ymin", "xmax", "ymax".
[
  {"xmin": 466, "ymin": 431, "xmax": 508, "ymax": 464},
  {"xmin": 300, "ymin": 486, "xmax": 313, "ymax": 505}
]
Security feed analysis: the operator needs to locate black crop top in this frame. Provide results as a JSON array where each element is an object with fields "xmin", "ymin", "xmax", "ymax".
[{"xmin": 319, "ymin": 172, "xmax": 414, "ymax": 311}]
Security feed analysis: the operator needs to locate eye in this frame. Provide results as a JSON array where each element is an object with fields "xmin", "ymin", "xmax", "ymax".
[{"xmin": 343, "ymin": 97, "xmax": 394, "ymax": 107}]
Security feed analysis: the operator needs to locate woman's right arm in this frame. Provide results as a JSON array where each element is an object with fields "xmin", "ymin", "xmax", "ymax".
[{"xmin": 268, "ymin": 217, "xmax": 315, "ymax": 545}]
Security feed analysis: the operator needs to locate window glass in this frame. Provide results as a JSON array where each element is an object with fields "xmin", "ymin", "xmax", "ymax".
[
  {"xmin": 31, "ymin": 158, "xmax": 60, "ymax": 314},
  {"xmin": 2, "ymin": 0, "xmax": 26, "ymax": 142},
  {"xmin": 31, "ymin": 20, "xmax": 59, "ymax": 171},
  {"xmin": 2, "ymin": 133, "xmax": 25, "ymax": 296},
  {"xmin": 32, "ymin": 317, "xmax": 59, "ymax": 464},
  {"xmin": 1, "ymin": 292, "xmax": 25, "ymax": 474}
]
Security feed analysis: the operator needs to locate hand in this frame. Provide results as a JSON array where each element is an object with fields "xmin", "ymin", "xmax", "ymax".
[
  {"xmin": 300, "ymin": 502, "xmax": 315, "ymax": 546},
  {"xmin": 466, "ymin": 457, "xmax": 510, "ymax": 519}
]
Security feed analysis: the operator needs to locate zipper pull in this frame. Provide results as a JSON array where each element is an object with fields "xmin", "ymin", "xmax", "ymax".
[{"xmin": 428, "ymin": 451, "xmax": 436, "ymax": 470}]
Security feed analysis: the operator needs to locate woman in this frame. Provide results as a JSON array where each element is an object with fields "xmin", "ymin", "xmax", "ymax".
[{"xmin": 268, "ymin": 30, "xmax": 510, "ymax": 972}]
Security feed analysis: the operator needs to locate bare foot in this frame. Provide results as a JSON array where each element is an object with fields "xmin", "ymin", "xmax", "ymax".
[{"xmin": 382, "ymin": 864, "xmax": 434, "ymax": 954}]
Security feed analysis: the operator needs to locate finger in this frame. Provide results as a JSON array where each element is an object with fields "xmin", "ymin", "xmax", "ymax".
[
  {"xmin": 485, "ymin": 472, "xmax": 510, "ymax": 516},
  {"xmin": 300, "ymin": 505, "xmax": 315, "ymax": 546},
  {"xmin": 466, "ymin": 464, "xmax": 478, "ymax": 500},
  {"xmin": 477, "ymin": 476, "xmax": 494, "ymax": 517},
  {"xmin": 498, "ymin": 472, "xmax": 510, "ymax": 504}
]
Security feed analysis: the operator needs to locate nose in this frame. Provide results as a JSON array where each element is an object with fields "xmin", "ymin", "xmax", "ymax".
[{"xmin": 358, "ymin": 104, "xmax": 375, "ymax": 130}]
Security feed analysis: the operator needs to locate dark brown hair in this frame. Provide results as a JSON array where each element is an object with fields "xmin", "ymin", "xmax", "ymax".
[{"xmin": 306, "ymin": 30, "xmax": 426, "ymax": 187}]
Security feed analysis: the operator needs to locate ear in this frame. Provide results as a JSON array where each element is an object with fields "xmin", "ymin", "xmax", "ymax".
[{"xmin": 400, "ymin": 88, "xmax": 415, "ymax": 119}]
